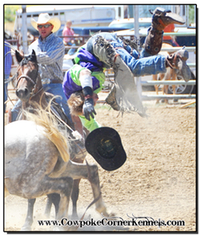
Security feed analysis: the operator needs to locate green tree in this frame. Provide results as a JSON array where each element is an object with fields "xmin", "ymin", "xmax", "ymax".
[{"xmin": 4, "ymin": 6, "xmax": 20, "ymax": 23}]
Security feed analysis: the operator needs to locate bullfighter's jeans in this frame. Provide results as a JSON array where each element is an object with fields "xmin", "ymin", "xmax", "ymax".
[{"xmin": 85, "ymin": 32, "xmax": 167, "ymax": 77}]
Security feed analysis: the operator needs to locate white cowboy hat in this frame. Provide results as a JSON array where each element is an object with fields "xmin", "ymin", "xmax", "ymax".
[{"xmin": 31, "ymin": 13, "xmax": 61, "ymax": 33}]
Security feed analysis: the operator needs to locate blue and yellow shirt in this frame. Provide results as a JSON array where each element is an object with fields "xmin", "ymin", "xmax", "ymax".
[
  {"xmin": 62, "ymin": 47, "xmax": 106, "ymax": 132},
  {"xmin": 62, "ymin": 47, "xmax": 105, "ymax": 99}
]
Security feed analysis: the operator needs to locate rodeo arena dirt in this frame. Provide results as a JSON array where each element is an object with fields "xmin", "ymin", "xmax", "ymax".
[{"xmin": 4, "ymin": 78, "xmax": 196, "ymax": 232}]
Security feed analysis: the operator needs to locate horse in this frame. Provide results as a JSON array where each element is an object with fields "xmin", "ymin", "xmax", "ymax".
[
  {"xmin": 152, "ymin": 43, "xmax": 177, "ymax": 104},
  {"xmin": 13, "ymin": 49, "xmax": 83, "ymax": 222},
  {"xmin": 12, "ymin": 49, "xmax": 60, "ymax": 120},
  {"xmin": 7, "ymin": 49, "xmax": 109, "ymax": 230}
]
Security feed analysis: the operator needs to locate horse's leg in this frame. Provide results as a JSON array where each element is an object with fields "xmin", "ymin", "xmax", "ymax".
[
  {"xmin": 71, "ymin": 179, "xmax": 81, "ymax": 218},
  {"xmin": 158, "ymin": 72, "xmax": 167, "ymax": 104},
  {"xmin": 171, "ymin": 69, "xmax": 177, "ymax": 101},
  {"xmin": 64, "ymin": 160, "xmax": 109, "ymax": 216},
  {"xmin": 153, "ymin": 74, "xmax": 159, "ymax": 104},
  {"xmin": 21, "ymin": 198, "xmax": 36, "ymax": 231},
  {"xmin": 164, "ymin": 85, "xmax": 169, "ymax": 103}
]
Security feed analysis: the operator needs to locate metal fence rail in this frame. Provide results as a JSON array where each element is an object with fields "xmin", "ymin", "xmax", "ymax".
[
  {"xmin": 140, "ymin": 77, "xmax": 196, "ymax": 100},
  {"xmin": 160, "ymin": 46, "xmax": 196, "ymax": 53},
  {"xmin": 139, "ymin": 78, "xmax": 196, "ymax": 101},
  {"xmin": 142, "ymin": 94, "xmax": 196, "ymax": 100},
  {"xmin": 141, "ymin": 80, "xmax": 196, "ymax": 86}
]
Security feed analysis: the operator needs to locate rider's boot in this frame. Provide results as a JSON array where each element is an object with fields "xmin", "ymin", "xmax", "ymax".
[
  {"xmin": 166, "ymin": 47, "xmax": 191, "ymax": 82},
  {"xmin": 144, "ymin": 7, "xmax": 185, "ymax": 55}
]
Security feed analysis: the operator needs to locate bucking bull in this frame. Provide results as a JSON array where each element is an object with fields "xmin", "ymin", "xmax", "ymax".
[{"xmin": 4, "ymin": 106, "xmax": 111, "ymax": 231}]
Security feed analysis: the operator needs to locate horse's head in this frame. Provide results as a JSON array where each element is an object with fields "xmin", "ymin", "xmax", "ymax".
[{"xmin": 15, "ymin": 50, "xmax": 40, "ymax": 102}]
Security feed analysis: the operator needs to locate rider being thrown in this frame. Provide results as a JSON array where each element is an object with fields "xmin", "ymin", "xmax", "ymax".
[{"xmin": 62, "ymin": 8, "xmax": 191, "ymax": 132}]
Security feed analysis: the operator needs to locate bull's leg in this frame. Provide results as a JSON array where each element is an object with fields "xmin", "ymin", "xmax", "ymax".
[
  {"xmin": 64, "ymin": 160, "xmax": 109, "ymax": 216},
  {"xmin": 41, "ymin": 177, "xmax": 73, "ymax": 220},
  {"xmin": 20, "ymin": 176, "xmax": 73, "ymax": 230},
  {"xmin": 45, "ymin": 193, "xmax": 60, "ymax": 217},
  {"xmin": 87, "ymin": 163, "xmax": 109, "ymax": 216},
  {"xmin": 71, "ymin": 179, "xmax": 81, "ymax": 218},
  {"xmin": 44, "ymin": 195, "xmax": 52, "ymax": 217},
  {"xmin": 21, "ymin": 198, "xmax": 36, "ymax": 231},
  {"xmin": 44, "ymin": 180, "xmax": 81, "ymax": 220}
]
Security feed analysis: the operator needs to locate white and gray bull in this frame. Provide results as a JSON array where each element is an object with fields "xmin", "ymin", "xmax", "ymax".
[{"xmin": 5, "ymin": 110, "xmax": 109, "ymax": 231}]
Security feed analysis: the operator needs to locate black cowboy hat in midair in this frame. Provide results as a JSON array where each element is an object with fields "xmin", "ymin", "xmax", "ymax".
[{"xmin": 85, "ymin": 127, "xmax": 127, "ymax": 171}]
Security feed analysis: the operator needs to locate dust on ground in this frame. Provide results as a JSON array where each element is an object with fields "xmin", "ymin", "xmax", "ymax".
[{"xmin": 4, "ymin": 100, "xmax": 196, "ymax": 232}]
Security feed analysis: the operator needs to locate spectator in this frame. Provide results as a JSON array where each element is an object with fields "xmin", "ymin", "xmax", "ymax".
[
  {"xmin": 163, "ymin": 24, "xmax": 179, "ymax": 46},
  {"xmin": 62, "ymin": 20, "xmax": 76, "ymax": 55},
  {"xmin": 4, "ymin": 40, "xmax": 12, "ymax": 112}
]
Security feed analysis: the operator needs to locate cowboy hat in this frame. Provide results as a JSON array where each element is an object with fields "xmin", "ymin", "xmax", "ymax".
[
  {"xmin": 85, "ymin": 127, "xmax": 127, "ymax": 171},
  {"xmin": 31, "ymin": 13, "xmax": 61, "ymax": 33}
]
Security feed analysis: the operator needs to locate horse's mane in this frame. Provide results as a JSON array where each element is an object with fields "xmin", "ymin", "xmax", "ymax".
[{"xmin": 24, "ymin": 99, "xmax": 70, "ymax": 162}]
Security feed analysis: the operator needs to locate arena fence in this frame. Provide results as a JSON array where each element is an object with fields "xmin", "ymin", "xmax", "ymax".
[{"xmin": 134, "ymin": 30, "xmax": 196, "ymax": 101}]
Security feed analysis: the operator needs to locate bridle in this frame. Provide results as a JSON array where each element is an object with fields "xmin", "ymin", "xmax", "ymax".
[
  {"xmin": 16, "ymin": 74, "xmax": 36, "ymax": 87},
  {"xmin": 16, "ymin": 60, "xmax": 43, "ymax": 98}
]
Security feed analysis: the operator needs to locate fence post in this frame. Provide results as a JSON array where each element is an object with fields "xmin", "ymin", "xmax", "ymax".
[
  {"xmin": 133, "ymin": 6, "xmax": 142, "ymax": 99},
  {"xmin": 22, "ymin": 5, "xmax": 28, "ymax": 54}
]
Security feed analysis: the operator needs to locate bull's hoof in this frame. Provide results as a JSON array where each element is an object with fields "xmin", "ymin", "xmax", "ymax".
[
  {"xmin": 96, "ymin": 206, "xmax": 115, "ymax": 218},
  {"xmin": 21, "ymin": 224, "xmax": 32, "ymax": 231}
]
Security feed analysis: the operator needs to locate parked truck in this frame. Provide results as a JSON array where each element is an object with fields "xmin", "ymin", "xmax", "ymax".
[{"xmin": 14, "ymin": 5, "xmax": 116, "ymax": 31}]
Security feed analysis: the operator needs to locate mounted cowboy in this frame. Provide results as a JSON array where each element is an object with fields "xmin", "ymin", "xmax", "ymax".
[
  {"xmin": 63, "ymin": 7, "xmax": 191, "ymax": 132},
  {"xmin": 11, "ymin": 13, "xmax": 71, "ymax": 123}
]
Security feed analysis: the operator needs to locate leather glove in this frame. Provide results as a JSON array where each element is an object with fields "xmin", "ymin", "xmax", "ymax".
[{"xmin": 82, "ymin": 87, "xmax": 96, "ymax": 121}]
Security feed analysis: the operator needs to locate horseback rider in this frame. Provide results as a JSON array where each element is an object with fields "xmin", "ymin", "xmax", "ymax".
[
  {"xmin": 63, "ymin": 7, "xmax": 191, "ymax": 132},
  {"xmin": 11, "ymin": 13, "xmax": 71, "ymax": 123}
]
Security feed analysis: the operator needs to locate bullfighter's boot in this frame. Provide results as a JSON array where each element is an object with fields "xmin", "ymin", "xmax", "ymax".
[
  {"xmin": 144, "ymin": 7, "xmax": 185, "ymax": 55},
  {"xmin": 93, "ymin": 35, "xmax": 119, "ymax": 67}
]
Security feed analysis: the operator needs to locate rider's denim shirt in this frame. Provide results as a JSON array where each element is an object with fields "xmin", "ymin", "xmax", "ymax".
[{"xmin": 29, "ymin": 33, "xmax": 65, "ymax": 82}]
